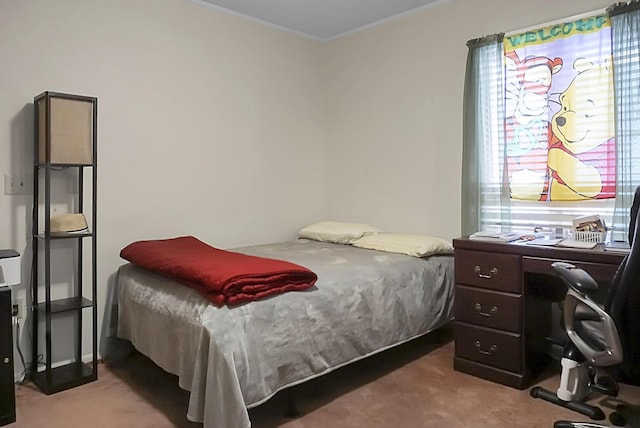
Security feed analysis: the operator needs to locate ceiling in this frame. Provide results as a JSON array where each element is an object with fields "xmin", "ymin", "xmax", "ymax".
[{"xmin": 187, "ymin": 0, "xmax": 447, "ymax": 41}]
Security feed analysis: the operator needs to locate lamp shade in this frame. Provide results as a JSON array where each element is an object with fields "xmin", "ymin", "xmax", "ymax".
[{"xmin": 35, "ymin": 92, "xmax": 96, "ymax": 165}]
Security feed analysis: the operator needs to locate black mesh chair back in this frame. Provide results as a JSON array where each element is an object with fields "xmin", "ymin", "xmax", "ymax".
[{"xmin": 606, "ymin": 185, "xmax": 640, "ymax": 385}]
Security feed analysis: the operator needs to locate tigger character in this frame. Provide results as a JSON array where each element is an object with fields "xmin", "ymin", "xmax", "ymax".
[{"xmin": 505, "ymin": 51, "xmax": 563, "ymax": 200}]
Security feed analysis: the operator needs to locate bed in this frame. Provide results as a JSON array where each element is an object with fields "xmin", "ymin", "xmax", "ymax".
[{"xmin": 115, "ymin": 236, "xmax": 455, "ymax": 428}]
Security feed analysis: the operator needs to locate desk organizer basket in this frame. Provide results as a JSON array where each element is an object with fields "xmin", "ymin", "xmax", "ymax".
[{"xmin": 572, "ymin": 230, "xmax": 607, "ymax": 243}]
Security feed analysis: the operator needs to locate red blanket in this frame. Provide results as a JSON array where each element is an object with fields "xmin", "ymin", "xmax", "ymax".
[{"xmin": 120, "ymin": 236, "xmax": 317, "ymax": 306}]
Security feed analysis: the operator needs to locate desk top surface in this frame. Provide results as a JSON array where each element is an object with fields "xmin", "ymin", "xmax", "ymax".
[{"xmin": 453, "ymin": 236, "xmax": 626, "ymax": 266}]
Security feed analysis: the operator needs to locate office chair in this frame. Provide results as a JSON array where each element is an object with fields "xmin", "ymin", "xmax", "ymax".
[{"xmin": 530, "ymin": 185, "xmax": 640, "ymax": 427}]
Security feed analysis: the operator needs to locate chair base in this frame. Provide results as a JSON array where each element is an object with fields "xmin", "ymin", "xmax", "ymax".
[
  {"xmin": 554, "ymin": 421, "xmax": 611, "ymax": 428},
  {"xmin": 610, "ymin": 403, "xmax": 640, "ymax": 427},
  {"xmin": 531, "ymin": 386, "xmax": 606, "ymax": 420}
]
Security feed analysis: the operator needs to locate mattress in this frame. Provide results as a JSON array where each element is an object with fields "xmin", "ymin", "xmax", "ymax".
[{"xmin": 116, "ymin": 239, "xmax": 455, "ymax": 428}]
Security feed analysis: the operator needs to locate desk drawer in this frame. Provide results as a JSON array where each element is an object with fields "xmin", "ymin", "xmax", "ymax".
[
  {"xmin": 455, "ymin": 322, "xmax": 522, "ymax": 373},
  {"xmin": 455, "ymin": 285, "xmax": 521, "ymax": 332},
  {"xmin": 523, "ymin": 257, "xmax": 620, "ymax": 284},
  {"xmin": 455, "ymin": 249, "xmax": 521, "ymax": 293}
]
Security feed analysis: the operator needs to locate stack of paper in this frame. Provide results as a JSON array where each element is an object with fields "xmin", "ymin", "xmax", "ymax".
[
  {"xmin": 604, "ymin": 241, "xmax": 631, "ymax": 253},
  {"xmin": 527, "ymin": 238, "xmax": 562, "ymax": 246},
  {"xmin": 469, "ymin": 231, "xmax": 522, "ymax": 242},
  {"xmin": 557, "ymin": 240, "xmax": 597, "ymax": 249},
  {"xmin": 527, "ymin": 238, "xmax": 596, "ymax": 249}
]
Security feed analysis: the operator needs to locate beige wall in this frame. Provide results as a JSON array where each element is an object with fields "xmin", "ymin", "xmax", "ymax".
[
  {"xmin": 0, "ymin": 0, "xmax": 326, "ymax": 368},
  {"xmin": 0, "ymin": 0, "xmax": 615, "ymax": 368},
  {"xmin": 324, "ymin": 0, "xmax": 612, "ymax": 237}
]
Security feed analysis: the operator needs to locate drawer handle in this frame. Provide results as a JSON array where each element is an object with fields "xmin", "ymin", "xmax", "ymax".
[
  {"xmin": 474, "ymin": 303, "xmax": 498, "ymax": 317},
  {"xmin": 474, "ymin": 341, "xmax": 498, "ymax": 355},
  {"xmin": 3, "ymin": 357, "xmax": 9, "ymax": 364},
  {"xmin": 474, "ymin": 265, "xmax": 498, "ymax": 279}
]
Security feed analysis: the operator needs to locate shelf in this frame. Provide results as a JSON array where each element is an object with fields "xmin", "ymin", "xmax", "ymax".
[
  {"xmin": 32, "ymin": 361, "xmax": 96, "ymax": 395},
  {"xmin": 35, "ymin": 231, "xmax": 93, "ymax": 240},
  {"xmin": 35, "ymin": 296, "xmax": 93, "ymax": 314},
  {"xmin": 32, "ymin": 91, "xmax": 98, "ymax": 395},
  {"xmin": 35, "ymin": 162, "xmax": 93, "ymax": 168}
]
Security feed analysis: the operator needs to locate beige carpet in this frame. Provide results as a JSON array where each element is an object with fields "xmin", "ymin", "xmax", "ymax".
[{"xmin": 11, "ymin": 326, "xmax": 640, "ymax": 427}]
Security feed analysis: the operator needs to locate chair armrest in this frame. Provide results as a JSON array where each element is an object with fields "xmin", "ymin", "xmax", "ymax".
[{"xmin": 552, "ymin": 261, "xmax": 599, "ymax": 295}]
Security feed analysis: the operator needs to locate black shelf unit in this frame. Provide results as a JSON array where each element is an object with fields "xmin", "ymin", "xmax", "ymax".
[
  {"xmin": 31, "ymin": 91, "xmax": 98, "ymax": 394},
  {"xmin": 0, "ymin": 288, "xmax": 16, "ymax": 426}
]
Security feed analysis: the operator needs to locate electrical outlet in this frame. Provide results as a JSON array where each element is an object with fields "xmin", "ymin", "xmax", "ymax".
[
  {"xmin": 4, "ymin": 174, "xmax": 32, "ymax": 195},
  {"xmin": 12, "ymin": 298, "xmax": 26, "ymax": 319}
]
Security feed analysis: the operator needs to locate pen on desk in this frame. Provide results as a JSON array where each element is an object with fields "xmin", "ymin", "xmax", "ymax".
[{"xmin": 519, "ymin": 235, "xmax": 538, "ymax": 241}]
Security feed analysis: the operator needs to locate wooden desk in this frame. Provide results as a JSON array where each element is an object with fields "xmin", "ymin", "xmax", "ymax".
[{"xmin": 452, "ymin": 237, "xmax": 625, "ymax": 389}]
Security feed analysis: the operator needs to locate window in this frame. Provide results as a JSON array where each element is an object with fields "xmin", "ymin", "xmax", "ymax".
[{"xmin": 462, "ymin": 5, "xmax": 640, "ymax": 241}]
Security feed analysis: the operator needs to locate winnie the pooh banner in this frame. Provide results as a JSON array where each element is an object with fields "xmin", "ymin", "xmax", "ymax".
[{"xmin": 504, "ymin": 14, "xmax": 615, "ymax": 201}]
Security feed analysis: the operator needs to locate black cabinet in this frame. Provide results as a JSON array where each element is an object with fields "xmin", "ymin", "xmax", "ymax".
[
  {"xmin": 0, "ymin": 288, "xmax": 16, "ymax": 426},
  {"xmin": 31, "ymin": 92, "xmax": 98, "ymax": 394}
]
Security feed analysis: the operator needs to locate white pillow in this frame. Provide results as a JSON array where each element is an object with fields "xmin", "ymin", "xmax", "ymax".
[
  {"xmin": 351, "ymin": 233, "xmax": 453, "ymax": 257},
  {"xmin": 298, "ymin": 221, "xmax": 381, "ymax": 244}
]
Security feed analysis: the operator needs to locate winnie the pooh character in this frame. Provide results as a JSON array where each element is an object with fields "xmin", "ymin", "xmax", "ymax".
[{"xmin": 543, "ymin": 58, "xmax": 616, "ymax": 201}]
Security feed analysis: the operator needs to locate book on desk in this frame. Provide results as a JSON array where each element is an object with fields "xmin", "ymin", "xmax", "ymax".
[
  {"xmin": 468, "ymin": 228, "xmax": 625, "ymax": 251},
  {"xmin": 526, "ymin": 237, "xmax": 598, "ymax": 249},
  {"xmin": 604, "ymin": 241, "xmax": 631, "ymax": 253},
  {"xmin": 468, "ymin": 231, "xmax": 590, "ymax": 247},
  {"xmin": 469, "ymin": 230, "xmax": 522, "ymax": 242}
]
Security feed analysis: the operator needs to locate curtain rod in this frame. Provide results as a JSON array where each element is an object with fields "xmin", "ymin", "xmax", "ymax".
[
  {"xmin": 505, "ymin": 8, "xmax": 605, "ymax": 36},
  {"xmin": 468, "ymin": 4, "xmax": 633, "ymax": 48},
  {"xmin": 607, "ymin": 1, "xmax": 640, "ymax": 17},
  {"xmin": 466, "ymin": 33, "xmax": 504, "ymax": 48}
]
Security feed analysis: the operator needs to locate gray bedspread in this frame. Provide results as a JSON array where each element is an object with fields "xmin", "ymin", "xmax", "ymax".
[{"xmin": 116, "ymin": 239, "xmax": 454, "ymax": 428}]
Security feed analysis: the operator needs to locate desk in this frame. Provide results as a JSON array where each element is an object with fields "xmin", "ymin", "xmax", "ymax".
[{"xmin": 452, "ymin": 237, "xmax": 626, "ymax": 389}]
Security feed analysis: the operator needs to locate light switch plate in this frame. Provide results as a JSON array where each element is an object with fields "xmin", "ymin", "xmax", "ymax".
[{"xmin": 4, "ymin": 174, "xmax": 32, "ymax": 195}]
